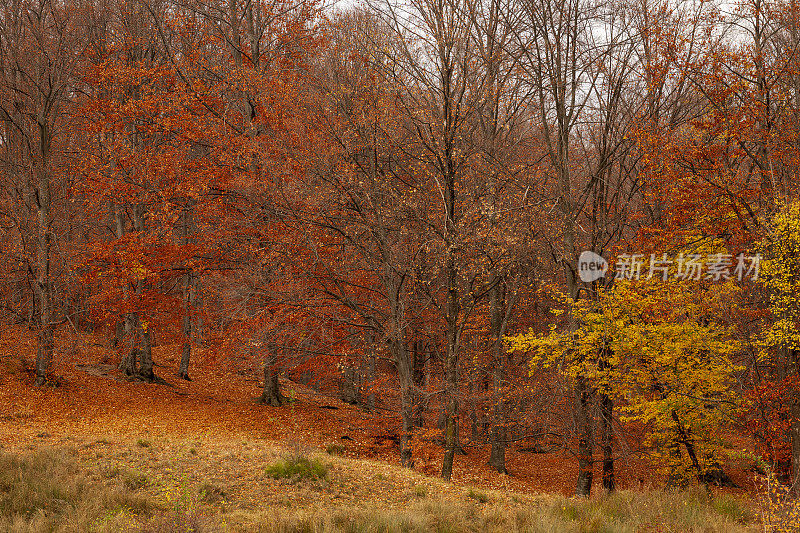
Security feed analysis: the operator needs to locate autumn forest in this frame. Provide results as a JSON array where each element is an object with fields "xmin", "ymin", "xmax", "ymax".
[{"xmin": 2, "ymin": 0, "xmax": 800, "ymax": 529}]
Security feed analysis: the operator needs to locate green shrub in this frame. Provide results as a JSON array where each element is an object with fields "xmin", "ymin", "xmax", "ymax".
[{"xmin": 265, "ymin": 455, "xmax": 328, "ymax": 481}]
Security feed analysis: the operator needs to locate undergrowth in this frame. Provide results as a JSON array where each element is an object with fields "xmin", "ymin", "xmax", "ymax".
[{"xmin": 0, "ymin": 445, "xmax": 762, "ymax": 532}]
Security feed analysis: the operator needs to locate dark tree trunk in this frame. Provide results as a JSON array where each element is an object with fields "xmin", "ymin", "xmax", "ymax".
[
  {"xmin": 111, "ymin": 320, "xmax": 124, "ymax": 348},
  {"xmin": 673, "ymin": 411, "xmax": 701, "ymax": 472},
  {"xmin": 259, "ymin": 349, "xmax": 284, "ymax": 406},
  {"xmin": 441, "ymin": 395, "xmax": 458, "ymax": 481},
  {"xmin": 469, "ymin": 353, "xmax": 479, "ymax": 441},
  {"xmin": 362, "ymin": 330, "xmax": 376, "ymax": 411},
  {"xmin": 34, "ymin": 324, "xmax": 54, "ymax": 386},
  {"xmin": 33, "ymin": 126, "xmax": 54, "ymax": 387},
  {"xmin": 387, "ymin": 276, "xmax": 414, "ymax": 468},
  {"xmin": 576, "ymin": 375, "xmax": 594, "ymax": 496},
  {"xmin": 488, "ymin": 353, "xmax": 507, "ymax": 474},
  {"xmin": 488, "ymin": 410, "xmax": 507, "ymax": 474},
  {"xmin": 113, "ymin": 205, "xmax": 129, "ymax": 358},
  {"xmin": 600, "ymin": 393, "xmax": 615, "ymax": 491},
  {"xmin": 138, "ymin": 323, "xmax": 155, "ymax": 382},
  {"xmin": 488, "ymin": 279, "xmax": 507, "ymax": 474},
  {"xmin": 412, "ymin": 339, "xmax": 426, "ymax": 427},
  {"xmin": 339, "ymin": 365, "xmax": 361, "ymax": 404},
  {"xmin": 177, "ymin": 206, "xmax": 193, "ymax": 381},
  {"xmin": 127, "ymin": 206, "xmax": 156, "ymax": 383},
  {"xmin": 441, "ymin": 261, "xmax": 460, "ymax": 481},
  {"xmin": 177, "ymin": 272, "xmax": 193, "ymax": 381},
  {"xmin": 120, "ymin": 347, "xmax": 138, "ymax": 376},
  {"xmin": 470, "ymin": 387, "xmax": 479, "ymax": 441},
  {"xmin": 178, "ymin": 338, "xmax": 192, "ymax": 381},
  {"xmin": 398, "ymin": 341, "xmax": 414, "ymax": 467},
  {"xmin": 367, "ymin": 350, "xmax": 376, "ymax": 411},
  {"xmin": 27, "ymin": 279, "xmax": 37, "ymax": 329},
  {"xmin": 119, "ymin": 314, "xmax": 137, "ymax": 376}
]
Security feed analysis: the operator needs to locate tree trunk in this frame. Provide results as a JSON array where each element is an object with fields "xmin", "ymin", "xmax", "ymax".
[
  {"xmin": 112, "ymin": 204, "xmax": 129, "ymax": 355},
  {"xmin": 111, "ymin": 320, "xmax": 123, "ymax": 348},
  {"xmin": 397, "ymin": 339, "xmax": 414, "ymax": 467},
  {"xmin": 441, "ymin": 395, "xmax": 458, "ymax": 481},
  {"xmin": 177, "ymin": 206, "xmax": 193, "ymax": 380},
  {"xmin": 600, "ymin": 393, "xmax": 615, "ymax": 491},
  {"xmin": 178, "ymin": 336, "xmax": 192, "ymax": 380},
  {"xmin": 120, "ymin": 348, "xmax": 138, "ymax": 376},
  {"xmin": 441, "ymin": 261, "xmax": 460, "ymax": 481},
  {"xmin": 367, "ymin": 346, "xmax": 376, "ymax": 411},
  {"xmin": 27, "ymin": 279, "xmax": 37, "ymax": 329},
  {"xmin": 488, "ymin": 357, "xmax": 507, "ymax": 474},
  {"xmin": 177, "ymin": 270, "xmax": 193, "ymax": 380},
  {"xmin": 488, "ymin": 279, "xmax": 507, "ymax": 474},
  {"xmin": 386, "ymin": 275, "xmax": 414, "ymax": 468},
  {"xmin": 669, "ymin": 409, "xmax": 701, "ymax": 486},
  {"xmin": 259, "ymin": 347, "xmax": 284, "ymax": 406},
  {"xmin": 575, "ymin": 375, "xmax": 594, "ymax": 497},
  {"xmin": 412, "ymin": 339, "xmax": 426, "ymax": 427},
  {"xmin": 118, "ymin": 311, "xmax": 137, "ymax": 375},
  {"xmin": 138, "ymin": 321, "xmax": 155, "ymax": 382},
  {"xmin": 339, "ymin": 364, "xmax": 361, "ymax": 404},
  {"xmin": 33, "ymin": 122, "xmax": 54, "ymax": 387},
  {"xmin": 129, "ymin": 206, "xmax": 155, "ymax": 383}
]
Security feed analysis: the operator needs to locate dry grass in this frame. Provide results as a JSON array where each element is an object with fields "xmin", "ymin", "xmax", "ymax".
[
  {"xmin": 222, "ymin": 490, "xmax": 758, "ymax": 532},
  {"xmin": 0, "ymin": 437, "xmax": 761, "ymax": 533},
  {"xmin": 0, "ymin": 447, "xmax": 154, "ymax": 532}
]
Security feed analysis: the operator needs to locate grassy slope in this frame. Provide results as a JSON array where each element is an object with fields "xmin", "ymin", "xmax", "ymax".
[
  {"xmin": 0, "ymin": 325, "xmax": 764, "ymax": 531},
  {"xmin": 0, "ymin": 438, "xmax": 758, "ymax": 532}
]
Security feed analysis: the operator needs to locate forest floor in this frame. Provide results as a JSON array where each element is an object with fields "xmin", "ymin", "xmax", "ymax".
[{"xmin": 0, "ymin": 324, "xmax": 769, "ymax": 531}]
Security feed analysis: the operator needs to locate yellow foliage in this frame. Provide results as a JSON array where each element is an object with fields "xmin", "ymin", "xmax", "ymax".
[
  {"xmin": 758, "ymin": 200, "xmax": 800, "ymax": 352},
  {"xmin": 506, "ymin": 279, "xmax": 742, "ymax": 480},
  {"xmin": 757, "ymin": 470, "xmax": 800, "ymax": 532}
]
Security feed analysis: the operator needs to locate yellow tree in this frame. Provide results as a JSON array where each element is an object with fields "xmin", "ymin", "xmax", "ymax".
[
  {"xmin": 507, "ymin": 280, "xmax": 742, "ymax": 485},
  {"xmin": 758, "ymin": 200, "xmax": 800, "ymax": 489}
]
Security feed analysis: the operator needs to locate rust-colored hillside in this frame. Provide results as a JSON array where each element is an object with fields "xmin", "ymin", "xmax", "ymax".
[{"xmin": 0, "ymin": 324, "xmax": 755, "ymax": 498}]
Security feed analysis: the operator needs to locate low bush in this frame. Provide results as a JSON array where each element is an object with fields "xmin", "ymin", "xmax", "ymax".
[{"xmin": 265, "ymin": 455, "xmax": 329, "ymax": 482}]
